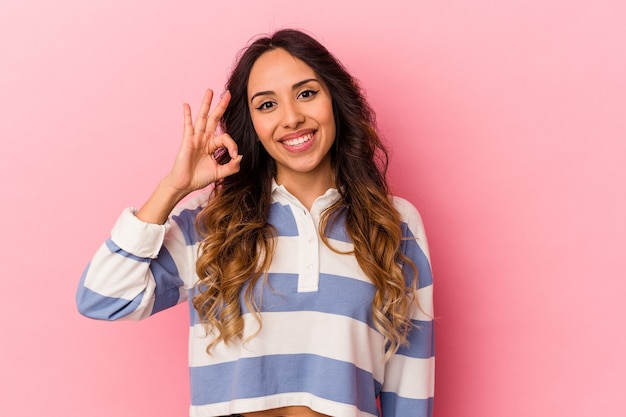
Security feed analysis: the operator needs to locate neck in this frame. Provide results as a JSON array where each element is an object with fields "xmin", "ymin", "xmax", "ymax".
[{"xmin": 275, "ymin": 168, "xmax": 335, "ymax": 211}]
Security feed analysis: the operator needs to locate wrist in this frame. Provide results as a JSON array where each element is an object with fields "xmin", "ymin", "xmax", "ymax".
[
  {"xmin": 158, "ymin": 176, "xmax": 192, "ymax": 204},
  {"xmin": 135, "ymin": 179, "xmax": 188, "ymax": 225}
]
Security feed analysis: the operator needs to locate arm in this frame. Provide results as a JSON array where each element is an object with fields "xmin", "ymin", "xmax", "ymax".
[
  {"xmin": 137, "ymin": 89, "xmax": 241, "ymax": 224},
  {"xmin": 76, "ymin": 89, "xmax": 242, "ymax": 320},
  {"xmin": 76, "ymin": 199, "xmax": 205, "ymax": 320},
  {"xmin": 380, "ymin": 198, "xmax": 435, "ymax": 417}
]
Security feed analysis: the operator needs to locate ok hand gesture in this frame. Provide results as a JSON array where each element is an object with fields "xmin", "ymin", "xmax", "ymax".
[
  {"xmin": 136, "ymin": 89, "xmax": 242, "ymax": 224},
  {"xmin": 167, "ymin": 89, "xmax": 242, "ymax": 194}
]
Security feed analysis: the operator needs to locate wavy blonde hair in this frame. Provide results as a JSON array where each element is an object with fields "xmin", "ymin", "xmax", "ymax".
[{"xmin": 193, "ymin": 29, "xmax": 419, "ymax": 358}]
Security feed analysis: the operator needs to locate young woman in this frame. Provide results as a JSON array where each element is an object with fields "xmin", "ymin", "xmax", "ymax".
[{"xmin": 77, "ymin": 29, "xmax": 434, "ymax": 417}]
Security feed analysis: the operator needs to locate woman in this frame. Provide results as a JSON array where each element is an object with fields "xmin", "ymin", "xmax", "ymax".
[{"xmin": 77, "ymin": 29, "xmax": 434, "ymax": 417}]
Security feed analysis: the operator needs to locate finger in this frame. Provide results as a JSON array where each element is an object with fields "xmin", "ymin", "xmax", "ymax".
[
  {"xmin": 205, "ymin": 90, "xmax": 231, "ymax": 132},
  {"xmin": 208, "ymin": 132, "xmax": 238, "ymax": 157},
  {"xmin": 182, "ymin": 103, "xmax": 193, "ymax": 137},
  {"xmin": 215, "ymin": 154, "xmax": 243, "ymax": 180},
  {"xmin": 194, "ymin": 89, "xmax": 214, "ymax": 133}
]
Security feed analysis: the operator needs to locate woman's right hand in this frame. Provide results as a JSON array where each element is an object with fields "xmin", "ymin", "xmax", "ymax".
[
  {"xmin": 136, "ymin": 89, "xmax": 242, "ymax": 224},
  {"xmin": 165, "ymin": 89, "xmax": 242, "ymax": 196}
]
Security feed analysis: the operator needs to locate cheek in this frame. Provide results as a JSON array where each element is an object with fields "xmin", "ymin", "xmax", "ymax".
[
  {"xmin": 322, "ymin": 107, "xmax": 336, "ymax": 137},
  {"xmin": 320, "ymin": 99, "xmax": 335, "ymax": 129},
  {"xmin": 250, "ymin": 115, "xmax": 269, "ymax": 141},
  {"xmin": 251, "ymin": 122, "xmax": 277, "ymax": 153}
]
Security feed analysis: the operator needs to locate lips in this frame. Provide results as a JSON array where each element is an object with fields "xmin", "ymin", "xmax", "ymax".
[{"xmin": 282, "ymin": 132, "xmax": 314, "ymax": 147}]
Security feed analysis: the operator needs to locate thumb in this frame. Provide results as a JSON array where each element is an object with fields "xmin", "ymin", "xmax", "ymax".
[{"xmin": 218, "ymin": 154, "xmax": 243, "ymax": 179}]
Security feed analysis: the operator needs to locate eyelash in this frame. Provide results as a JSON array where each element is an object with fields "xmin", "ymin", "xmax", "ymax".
[
  {"xmin": 256, "ymin": 101, "xmax": 275, "ymax": 111},
  {"xmin": 255, "ymin": 89, "xmax": 320, "ymax": 111},
  {"xmin": 298, "ymin": 89, "xmax": 319, "ymax": 99}
]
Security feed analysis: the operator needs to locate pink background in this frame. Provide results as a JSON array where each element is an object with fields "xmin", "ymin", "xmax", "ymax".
[{"xmin": 1, "ymin": 1, "xmax": 625, "ymax": 416}]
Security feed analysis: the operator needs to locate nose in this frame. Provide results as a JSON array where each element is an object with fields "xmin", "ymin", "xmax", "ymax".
[{"xmin": 281, "ymin": 100, "xmax": 305, "ymax": 129}]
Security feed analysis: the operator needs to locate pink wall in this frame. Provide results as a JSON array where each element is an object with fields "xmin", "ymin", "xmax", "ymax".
[{"xmin": 1, "ymin": 1, "xmax": 624, "ymax": 416}]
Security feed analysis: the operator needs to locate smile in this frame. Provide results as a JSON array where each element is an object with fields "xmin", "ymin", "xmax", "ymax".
[{"xmin": 282, "ymin": 132, "xmax": 314, "ymax": 147}]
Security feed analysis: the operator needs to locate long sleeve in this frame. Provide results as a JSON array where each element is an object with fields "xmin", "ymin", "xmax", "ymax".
[
  {"xmin": 380, "ymin": 197, "xmax": 435, "ymax": 417},
  {"xmin": 76, "ymin": 195, "xmax": 206, "ymax": 321}
]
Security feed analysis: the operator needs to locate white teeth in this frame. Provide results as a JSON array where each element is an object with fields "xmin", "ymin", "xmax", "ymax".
[{"xmin": 283, "ymin": 133, "xmax": 313, "ymax": 146}]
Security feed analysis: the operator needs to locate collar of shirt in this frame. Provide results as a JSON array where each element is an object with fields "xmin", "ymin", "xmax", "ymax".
[{"xmin": 270, "ymin": 179, "xmax": 341, "ymax": 216}]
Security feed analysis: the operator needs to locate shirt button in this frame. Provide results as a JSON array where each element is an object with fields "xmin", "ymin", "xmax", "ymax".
[{"xmin": 307, "ymin": 264, "xmax": 313, "ymax": 269}]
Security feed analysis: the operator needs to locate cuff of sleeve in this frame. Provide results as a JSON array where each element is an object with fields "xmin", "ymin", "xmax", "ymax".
[{"xmin": 110, "ymin": 207, "xmax": 171, "ymax": 259}]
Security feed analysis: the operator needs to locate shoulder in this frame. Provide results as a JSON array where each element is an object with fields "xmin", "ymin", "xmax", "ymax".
[
  {"xmin": 391, "ymin": 196, "xmax": 425, "ymax": 230},
  {"xmin": 391, "ymin": 195, "xmax": 430, "ymax": 257},
  {"xmin": 156, "ymin": 190, "xmax": 213, "ymax": 246},
  {"xmin": 168, "ymin": 190, "xmax": 212, "ymax": 232},
  {"xmin": 171, "ymin": 190, "xmax": 212, "ymax": 217}
]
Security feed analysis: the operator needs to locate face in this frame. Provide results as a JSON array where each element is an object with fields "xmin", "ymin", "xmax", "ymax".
[{"xmin": 247, "ymin": 48, "xmax": 336, "ymax": 185}]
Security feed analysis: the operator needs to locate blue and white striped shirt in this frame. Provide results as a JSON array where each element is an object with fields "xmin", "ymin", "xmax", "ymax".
[{"xmin": 77, "ymin": 183, "xmax": 434, "ymax": 417}]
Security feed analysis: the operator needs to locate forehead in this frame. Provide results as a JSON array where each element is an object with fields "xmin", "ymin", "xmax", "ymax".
[{"xmin": 247, "ymin": 48, "xmax": 318, "ymax": 93}]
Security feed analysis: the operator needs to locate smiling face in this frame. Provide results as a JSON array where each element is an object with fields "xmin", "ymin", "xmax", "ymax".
[{"xmin": 247, "ymin": 48, "xmax": 336, "ymax": 188}]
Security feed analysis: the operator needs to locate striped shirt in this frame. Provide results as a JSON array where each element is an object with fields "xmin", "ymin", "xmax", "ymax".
[{"xmin": 77, "ymin": 183, "xmax": 434, "ymax": 417}]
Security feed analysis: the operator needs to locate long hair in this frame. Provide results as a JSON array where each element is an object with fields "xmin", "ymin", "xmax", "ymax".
[{"xmin": 193, "ymin": 29, "xmax": 418, "ymax": 357}]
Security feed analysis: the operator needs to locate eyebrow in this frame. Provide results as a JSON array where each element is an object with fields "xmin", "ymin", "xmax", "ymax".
[{"xmin": 249, "ymin": 78, "xmax": 320, "ymax": 103}]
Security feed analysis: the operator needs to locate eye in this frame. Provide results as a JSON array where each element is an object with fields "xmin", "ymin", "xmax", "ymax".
[
  {"xmin": 298, "ymin": 89, "xmax": 319, "ymax": 100},
  {"xmin": 255, "ymin": 101, "xmax": 276, "ymax": 111}
]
